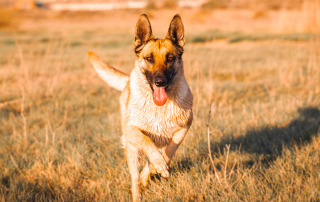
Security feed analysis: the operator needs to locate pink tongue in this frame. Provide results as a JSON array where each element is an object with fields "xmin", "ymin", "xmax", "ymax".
[{"xmin": 153, "ymin": 86, "xmax": 167, "ymax": 106}]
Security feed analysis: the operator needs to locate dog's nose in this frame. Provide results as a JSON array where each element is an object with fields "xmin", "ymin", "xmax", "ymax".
[{"xmin": 154, "ymin": 77, "xmax": 167, "ymax": 87}]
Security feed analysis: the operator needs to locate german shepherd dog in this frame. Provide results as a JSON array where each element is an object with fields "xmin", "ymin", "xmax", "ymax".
[{"xmin": 88, "ymin": 14, "xmax": 193, "ymax": 201}]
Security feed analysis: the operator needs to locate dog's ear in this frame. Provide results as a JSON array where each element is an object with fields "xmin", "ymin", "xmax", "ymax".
[
  {"xmin": 134, "ymin": 14, "xmax": 154, "ymax": 52},
  {"xmin": 166, "ymin": 14, "xmax": 185, "ymax": 48}
]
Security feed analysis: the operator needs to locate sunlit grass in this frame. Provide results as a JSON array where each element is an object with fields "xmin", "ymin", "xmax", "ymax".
[{"xmin": 0, "ymin": 7, "xmax": 320, "ymax": 201}]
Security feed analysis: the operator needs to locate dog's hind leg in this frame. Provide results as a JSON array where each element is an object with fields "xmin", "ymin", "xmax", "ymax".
[{"xmin": 125, "ymin": 142, "xmax": 142, "ymax": 202}]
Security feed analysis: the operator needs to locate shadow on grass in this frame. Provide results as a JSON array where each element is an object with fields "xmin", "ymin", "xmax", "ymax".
[
  {"xmin": 175, "ymin": 107, "xmax": 320, "ymax": 171},
  {"xmin": 219, "ymin": 107, "xmax": 320, "ymax": 156}
]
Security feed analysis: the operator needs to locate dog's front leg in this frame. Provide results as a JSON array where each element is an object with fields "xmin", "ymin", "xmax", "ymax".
[
  {"xmin": 124, "ymin": 125, "xmax": 170, "ymax": 199},
  {"xmin": 124, "ymin": 125, "xmax": 170, "ymax": 177},
  {"xmin": 162, "ymin": 127, "xmax": 189, "ymax": 164},
  {"xmin": 125, "ymin": 142, "xmax": 142, "ymax": 202},
  {"xmin": 140, "ymin": 128, "xmax": 189, "ymax": 187}
]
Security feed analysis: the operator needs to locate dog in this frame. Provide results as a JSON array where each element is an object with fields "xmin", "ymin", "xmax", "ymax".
[{"xmin": 88, "ymin": 14, "xmax": 193, "ymax": 202}]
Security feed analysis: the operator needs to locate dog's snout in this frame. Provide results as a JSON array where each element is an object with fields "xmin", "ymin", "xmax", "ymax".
[{"xmin": 154, "ymin": 77, "xmax": 167, "ymax": 87}]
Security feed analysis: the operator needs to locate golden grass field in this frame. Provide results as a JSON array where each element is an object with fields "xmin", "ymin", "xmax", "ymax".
[{"xmin": 0, "ymin": 2, "xmax": 320, "ymax": 201}]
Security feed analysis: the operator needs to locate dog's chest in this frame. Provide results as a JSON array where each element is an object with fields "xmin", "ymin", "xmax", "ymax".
[{"xmin": 128, "ymin": 99, "xmax": 187, "ymax": 146}]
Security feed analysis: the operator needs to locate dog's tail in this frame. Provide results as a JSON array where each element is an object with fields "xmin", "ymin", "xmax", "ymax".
[{"xmin": 88, "ymin": 52, "xmax": 129, "ymax": 91}]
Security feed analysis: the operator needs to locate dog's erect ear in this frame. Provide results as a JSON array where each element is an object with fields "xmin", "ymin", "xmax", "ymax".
[
  {"xmin": 166, "ymin": 14, "xmax": 185, "ymax": 47},
  {"xmin": 134, "ymin": 14, "xmax": 154, "ymax": 52}
]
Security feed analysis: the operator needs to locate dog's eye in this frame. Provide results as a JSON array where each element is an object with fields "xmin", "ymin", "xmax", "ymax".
[
  {"xmin": 168, "ymin": 57, "xmax": 173, "ymax": 62},
  {"xmin": 146, "ymin": 57, "xmax": 152, "ymax": 62}
]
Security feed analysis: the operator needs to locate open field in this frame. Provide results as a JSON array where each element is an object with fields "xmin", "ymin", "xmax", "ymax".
[{"xmin": 1, "ymin": 5, "xmax": 320, "ymax": 201}]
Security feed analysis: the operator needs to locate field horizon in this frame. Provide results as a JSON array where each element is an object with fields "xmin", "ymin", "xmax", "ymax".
[{"xmin": 1, "ymin": 3, "xmax": 320, "ymax": 201}]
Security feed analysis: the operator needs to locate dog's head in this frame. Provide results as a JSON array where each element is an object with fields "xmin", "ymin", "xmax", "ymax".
[{"xmin": 134, "ymin": 14, "xmax": 185, "ymax": 106}]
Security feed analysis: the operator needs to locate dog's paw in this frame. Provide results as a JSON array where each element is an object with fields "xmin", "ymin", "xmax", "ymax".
[
  {"xmin": 151, "ymin": 159, "xmax": 170, "ymax": 178},
  {"xmin": 140, "ymin": 165, "xmax": 151, "ymax": 187},
  {"xmin": 140, "ymin": 174, "xmax": 149, "ymax": 187}
]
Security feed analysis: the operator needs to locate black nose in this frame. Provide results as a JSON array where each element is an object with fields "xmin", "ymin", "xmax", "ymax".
[{"xmin": 154, "ymin": 77, "xmax": 167, "ymax": 87}]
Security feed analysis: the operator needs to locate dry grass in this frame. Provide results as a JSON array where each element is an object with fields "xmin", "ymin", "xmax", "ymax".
[
  {"xmin": 274, "ymin": 0, "xmax": 320, "ymax": 33},
  {"xmin": 1, "ymin": 4, "xmax": 320, "ymax": 202},
  {"xmin": 0, "ymin": 8, "xmax": 20, "ymax": 29}
]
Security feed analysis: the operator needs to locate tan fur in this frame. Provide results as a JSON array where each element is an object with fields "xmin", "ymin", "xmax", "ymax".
[
  {"xmin": 88, "ymin": 51, "xmax": 129, "ymax": 91},
  {"xmin": 88, "ymin": 14, "xmax": 193, "ymax": 202}
]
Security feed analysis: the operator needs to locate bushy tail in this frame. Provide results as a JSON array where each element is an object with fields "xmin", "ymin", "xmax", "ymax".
[{"xmin": 88, "ymin": 52, "xmax": 129, "ymax": 91}]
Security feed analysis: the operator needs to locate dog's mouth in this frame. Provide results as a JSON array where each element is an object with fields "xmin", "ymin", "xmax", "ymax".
[
  {"xmin": 145, "ymin": 69, "xmax": 174, "ymax": 106},
  {"xmin": 152, "ymin": 85, "xmax": 168, "ymax": 106}
]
